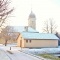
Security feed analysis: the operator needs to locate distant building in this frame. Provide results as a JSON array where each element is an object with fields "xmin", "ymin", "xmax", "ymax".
[
  {"xmin": 1, "ymin": 11, "xmax": 59, "ymax": 48},
  {"xmin": 17, "ymin": 11, "xmax": 58, "ymax": 48},
  {"xmin": 55, "ymin": 32, "xmax": 60, "ymax": 46}
]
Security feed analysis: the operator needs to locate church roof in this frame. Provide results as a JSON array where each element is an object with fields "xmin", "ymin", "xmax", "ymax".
[
  {"xmin": 29, "ymin": 11, "xmax": 36, "ymax": 18},
  {"xmin": 6, "ymin": 26, "xmax": 38, "ymax": 33},
  {"xmin": 21, "ymin": 32, "xmax": 59, "ymax": 40}
]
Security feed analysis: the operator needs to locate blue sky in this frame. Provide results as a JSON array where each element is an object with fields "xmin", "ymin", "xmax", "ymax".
[
  {"xmin": 7, "ymin": 0, "xmax": 60, "ymax": 33},
  {"xmin": 52, "ymin": 0, "xmax": 60, "ymax": 5}
]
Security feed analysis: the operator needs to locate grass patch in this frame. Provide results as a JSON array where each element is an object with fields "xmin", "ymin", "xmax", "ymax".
[
  {"xmin": 38, "ymin": 54, "xmax": 60, "ymax": 60},
  {"xmin": 7, "ymin": 50, "xmax": 13, "ymax": 54}
]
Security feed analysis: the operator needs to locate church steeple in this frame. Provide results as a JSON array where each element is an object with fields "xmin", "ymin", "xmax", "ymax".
[
  {"xmin": 28, "ymin": 11, "xmax": 36, "ymax": 29},
  {"xmin": 29, "ymin": 11, "xmax": 36, "ymax": 18}
]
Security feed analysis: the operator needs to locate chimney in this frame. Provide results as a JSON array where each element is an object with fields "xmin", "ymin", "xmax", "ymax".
[{"xmin": 25, "ymin": 26, "xmax": 28, "ymax": 32}]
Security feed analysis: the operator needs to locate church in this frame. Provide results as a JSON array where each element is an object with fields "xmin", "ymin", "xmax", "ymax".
[
  {"xmin": 2, "ymin": 11, "xmax": 58, "ymax": 48},
  {"xmin": 16, "ymin": 11, "xmax": 58, "ymax": 48}
]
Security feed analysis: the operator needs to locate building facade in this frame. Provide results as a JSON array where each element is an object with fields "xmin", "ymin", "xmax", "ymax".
[{"xmin": 17, "ymin": 32, "xmax": 58, "ymax": 48}]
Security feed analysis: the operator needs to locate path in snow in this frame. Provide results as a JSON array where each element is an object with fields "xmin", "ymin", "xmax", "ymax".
[
  {"xmin": 0, "ymin": 50, "xmax": 10, "ymax": 60},
  {"xmin": 0, "ymin": 44, "xmax": 51, "ymax": 60},
  {"xmin": 6, "ymin": 50, "xmax": 49, "ymax": 60}
]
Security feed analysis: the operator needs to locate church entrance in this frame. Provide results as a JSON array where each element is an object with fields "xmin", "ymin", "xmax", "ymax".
[{"xmin": 20, "ymin": 40, "xmax": 22, "ymax": 47}]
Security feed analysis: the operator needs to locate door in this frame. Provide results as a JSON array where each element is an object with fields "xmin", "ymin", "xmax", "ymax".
[{"xmin": 20, "ymin": 40, "xmax": 22, "ymax": 47}]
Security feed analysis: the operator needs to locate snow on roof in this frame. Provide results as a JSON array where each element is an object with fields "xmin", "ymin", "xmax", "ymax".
[
  {"xmin": 7, "ymin": 26, "xmax": 38, "ymax": 33},
  {"xmin": 21, "ymin": 32, "xmax": 59, "ymax": 40}
]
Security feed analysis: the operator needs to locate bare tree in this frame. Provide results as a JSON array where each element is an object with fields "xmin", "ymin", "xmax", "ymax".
[
  {"xmin": 43, "ymin": 20, "xmax": 49, "ymax": 33},
  {"xmin": 43, "ymin": 18, "xmax": 57, "ymax": 33},
  {"xmin": 1, "ymin": 26, "xmax": 20, "ymax": 46},
  {"xmin": 1, "ymin": 26, "xmax": 14, "ymax": 46},
  {"xmin": 0, "ymin": 0, "xmax": 14, "ymax": 28},
  {"xmin": 49, "ymin": 19, "xmax": 57, "ymax": 33}
]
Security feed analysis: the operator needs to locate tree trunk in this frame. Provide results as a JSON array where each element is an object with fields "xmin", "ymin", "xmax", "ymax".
[{"xmin": 5, "ymin": 40, "xmax": 7, "ymax": 46}]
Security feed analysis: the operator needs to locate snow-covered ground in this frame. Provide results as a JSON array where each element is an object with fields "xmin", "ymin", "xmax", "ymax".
[
  {"xmin": 23, "ymin": 48, "xmax": 60, "ymax": 54},
  {"xmin": 0, "ymin": 43, "xmax": 21, "ymax": 51},
  {"xmin": 0, "ymin": 44, "xmax": 47, "ymax": 60},
  {"xmin": 0, "ymin": 44, "xmax": 60, "ymax": 60},
  {"xmin": 0, "ymin": 50, "xmax": 10, "ymax": 60},
  {"xmin": 0, "ymin": 44, "xmax": 60, "ymax": 54}
]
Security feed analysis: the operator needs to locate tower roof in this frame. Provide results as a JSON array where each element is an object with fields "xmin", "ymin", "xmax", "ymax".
[{"xmin": 29, "ymin": 11, "xmax": 36, "ymax": 18}]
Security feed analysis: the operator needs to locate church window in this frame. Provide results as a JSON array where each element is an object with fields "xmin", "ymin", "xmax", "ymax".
[
  {"xmin": 26, "ymin": 40, "xmax": 28, "ymax": 43},
  {"xmin": 29, "ymin": 40, "xmax": 31, "ymax": 43}
]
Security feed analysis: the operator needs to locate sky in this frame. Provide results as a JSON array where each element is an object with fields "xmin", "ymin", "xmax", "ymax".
[{"xmin": 7, "ymin": 0, "xmax": 60, "ymax": 33}]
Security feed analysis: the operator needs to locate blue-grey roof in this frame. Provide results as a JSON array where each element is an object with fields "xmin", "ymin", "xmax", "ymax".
[
  {"xmin": 29, "ymin": 11, "xmax": 36, "ymax": 18},
  {"xmin": 7, "ymin": 26, "xmax": 38, "ymax": 33},
  {"xmin": 21, "ymin": 32, "xmax": 59, "ymax": 40}
]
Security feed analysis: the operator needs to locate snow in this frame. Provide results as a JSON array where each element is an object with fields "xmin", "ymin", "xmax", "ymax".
[
  {"xmin": 0, "ymin": 44, "xmax": 60, "ymax": 60},
  {"xmin": 0, "ymin": 44, "xmax": 21, "ymax": 51},
  {"xmin": 0, "ymin": 44, "xmax": 43, "ymax": 60},
  {"xmin": 22, "ymin": 48, "xmax": 60, "ymax": 54},
  {"xmin": 0, "ymin": 50, "xmax": 10, "ymax": 60},
  {"xmin": 0, "ymin": 44, "xmax": 60, "ymax": 54}
]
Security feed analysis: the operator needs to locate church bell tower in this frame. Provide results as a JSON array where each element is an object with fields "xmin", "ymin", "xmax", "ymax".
[{"xmin": 28, "ymin": 11, "xmax": 36, "ymax": 29}]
